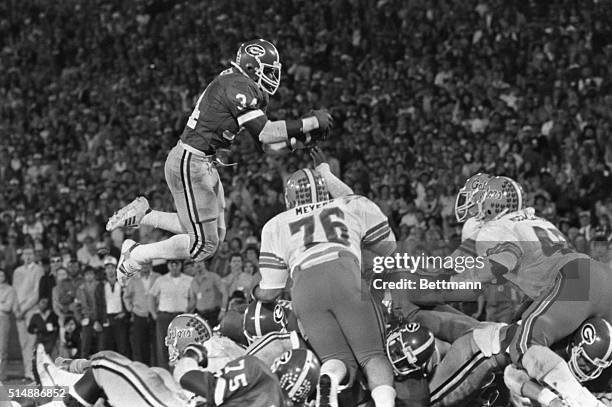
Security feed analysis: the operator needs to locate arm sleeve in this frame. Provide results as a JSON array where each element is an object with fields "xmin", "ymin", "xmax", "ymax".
[
  {"xmin": 258, "ymin": 222, "xmax": 289, "ymax": 290},
  {"xmin": 0, "ymin": 289, "xmax": 15, "ymax": 313},
  {"xmin": 316, "ymin": 163, "xmax": 354, "ymax": 198},
  {"xmin": 476, "ymin": 224, "xmax": 522, "ymax": 280},
  {"xmin": 360, "ymin": 198, "xmax": 395, "ymax": 249},
  {"xmin": 179, "ymin": 370, "xmax": 218, "ymax": 404},
  {"xmin": 212, "ymin": 356, "xmax": 266, "ymax": 406}
]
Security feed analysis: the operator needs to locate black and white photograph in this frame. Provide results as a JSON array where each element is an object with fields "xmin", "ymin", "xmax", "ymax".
[{"xmin": 1, "ymin": 0, "xmax": 612, "ymax": 406}]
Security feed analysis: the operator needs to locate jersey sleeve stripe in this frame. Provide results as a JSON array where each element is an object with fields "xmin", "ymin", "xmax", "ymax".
[
  {"xmin": 237, "ymin": 109, "xmax": 265, "ymax": 126},
  {"xmin": 259, "ymin": 263, "xmax": 287, "ymax": 270},
  {"xmin": 364, "ymin": 221, "xmax": 389, "ymax": 239},
  {"xmin": 458, "ymin": 238, "xmax": 477, "ymax": 256},
  {"xmin": 363, "ymin": 229, "xmax": 391, "ymax": 246},
  {"xmin": 259, "ymin": 252, "xmax": 285, "ymax": 261},
  {"xmin": 364, "ymin": 225, "xmax": 392, "ymax": 243},
  {"xmin": 259, "ymin": 256, "xmax": 284, "ymax": 265}
]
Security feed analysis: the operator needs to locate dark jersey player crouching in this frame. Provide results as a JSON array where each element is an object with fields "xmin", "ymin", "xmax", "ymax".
[{"xmin": 54, "ymin": 314, "xmax": 321, "ymax": 407}]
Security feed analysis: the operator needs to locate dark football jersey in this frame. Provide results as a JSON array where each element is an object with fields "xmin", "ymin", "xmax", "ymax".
[
  {"xmin": 180, "ymin": 68, "xmax": 269, "ymax": 153},
  {"xmin": 180, "ymin": 355, "xmax": 284, "ymax": 407}
]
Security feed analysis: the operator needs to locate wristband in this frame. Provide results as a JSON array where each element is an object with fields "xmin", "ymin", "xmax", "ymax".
[
  {"xmin": 536, "ymin": 388, "xmax": 558, "ymax": 406},
  {"xmin": 301, "ymin": 116, "xmax": 319, "ymax": 133}
]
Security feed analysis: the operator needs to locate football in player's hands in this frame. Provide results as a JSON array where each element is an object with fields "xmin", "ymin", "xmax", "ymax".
[{"xmin": 182, "ymin": 343, "xmax": 208, "ymax": 368}]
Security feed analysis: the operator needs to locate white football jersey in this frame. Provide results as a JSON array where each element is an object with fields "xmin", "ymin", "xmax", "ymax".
[
  {"xmin": 258, "ymin": 195, "xmax": 393, "ymax": 289},
  {"xmin": 453, "ymin": 208, "xmax": 589, "ymax": 299}
]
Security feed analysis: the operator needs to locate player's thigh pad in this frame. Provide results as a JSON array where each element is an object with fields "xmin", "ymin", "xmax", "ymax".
[{"xmin": 90, "ymin": 351, "xmax": 185, "ymax": 407}]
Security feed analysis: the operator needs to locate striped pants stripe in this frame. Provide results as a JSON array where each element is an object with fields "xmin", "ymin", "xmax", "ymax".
[{"xmin": 165, "ymin": 142, "xmax": 225, "ymax": 262}]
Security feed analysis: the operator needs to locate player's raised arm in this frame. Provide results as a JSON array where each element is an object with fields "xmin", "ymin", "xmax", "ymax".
[
  {"xmin": 228, "ymin": 40, "xmax": 333, "ymax": 154},
  {"xmin": 253, "ymin": 220, "xmax": 289, "ymax": 302},
  {"xmin": 310, "ymin": 146, "xmax": 354, "ymax": 198}
]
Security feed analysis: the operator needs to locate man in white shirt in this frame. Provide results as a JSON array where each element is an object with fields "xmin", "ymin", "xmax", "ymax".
[
  {"xmin": 149, "ymin": 259, "xmax": 192, "ymax": 369},
  {"xmin": 123, "ymin": 261, "xmax": 160, "ymax": 365},
  {"xmin": 101, "ymin": 259, "xmax": 129, "ymax": 356},
  {"xmin": 13, "ymin": 247, "xmax": 44, "ymax": 381}
]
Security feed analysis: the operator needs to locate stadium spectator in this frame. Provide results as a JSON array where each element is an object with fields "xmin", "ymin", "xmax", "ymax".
[
  {"xmin": 27, "ymin": 296, "xmax": 60, "ymax": 358},
  {"xmin": 75, "ymin": 267, "xmax": 104, "ymax": 357},
  {"xmin": 13, "ymin": 247, "xmax": 43, "ymax": 381},
  {"xmin": 100, "ymin": 257, "xmax": 129, "ymax": 356},
  {"xmin": 0, "ymin": 269, "xmax": 16, "ymax": 381},
  {"xmin": 123, "ymin": 261, "xmax": 160, "ymax": 365},
  {"xmin": 38, "ymin": 257, "xmax": 55, "ymax": 302},
  {"xmin": 188, "ymin": 260, "xmax": 227, "ymax": 328},
  {"xmin": 149, "ymin": 259, "xmax": 192, "ymax": 369},
  {"xmin": 59, "ymin": 316, "xmax": 81, "ymax": 359},
  {"xmin": 222, "ymin": 253, "xmax": 254, "ymax": 301}
]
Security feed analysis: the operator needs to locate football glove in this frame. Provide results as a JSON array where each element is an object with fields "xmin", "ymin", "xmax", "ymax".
[
  {"xmin": 306, "ymin": 109, "xmax": 333, "ymax": 133},
  {"xmin": 182, "ymin": 343, "xmax": 209, "ymax": 368}
]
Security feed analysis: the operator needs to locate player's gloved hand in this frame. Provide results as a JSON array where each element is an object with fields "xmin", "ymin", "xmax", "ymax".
[
  {"xmin": 310, "ymin": 109, "xmax": 333, "ymax": 131},
  {"xmin": 182, "ymin": 343, "xmax": 209, "ymax": 368},
  {"xmin": 309, "ymin": 146, "xmax": 327, "ymax": 167}
]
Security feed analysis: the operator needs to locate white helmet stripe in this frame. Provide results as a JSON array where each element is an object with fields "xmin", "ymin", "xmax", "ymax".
[
  {"xmin": 303, "ymin": 169, "xmax": 317, "ymax": 203},
  {"xmin": 602, "ymin": 319, "xmax": 612, "ymax": 364},
  {"xmin": 254, "ymin": 301, "xmax": 263, "ymax": 337}
]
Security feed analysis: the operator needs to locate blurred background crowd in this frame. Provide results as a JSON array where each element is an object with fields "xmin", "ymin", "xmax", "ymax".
[{"xmin": 2, "ymin": 0, "xmax": 612, "ymax": 380}]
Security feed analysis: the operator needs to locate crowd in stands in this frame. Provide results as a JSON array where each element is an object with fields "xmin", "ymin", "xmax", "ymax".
[{"xmin": 2, "ymin": 0, "xmax": 612, "ymax": 379}]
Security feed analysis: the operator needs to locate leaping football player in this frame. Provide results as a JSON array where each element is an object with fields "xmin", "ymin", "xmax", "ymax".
[{"xmin": 106, "ymin": 39, "xmax": 333, "ymax": 285}]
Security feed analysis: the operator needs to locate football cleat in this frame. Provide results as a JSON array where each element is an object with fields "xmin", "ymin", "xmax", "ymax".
[
  {"xmin": 315, "ymin": 374, "xmax": 338, "ymax": 407},
  {"xmin": 106, "ymin": 196, "xmax": 150, "ymax": 231},
  {"xmin": 116, "ymin": 239, "xmax": 142, "ymax": 286}
]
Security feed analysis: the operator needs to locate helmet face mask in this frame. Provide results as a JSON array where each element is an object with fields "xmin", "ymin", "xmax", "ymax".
[
  {"xmin": 386, "ymin": 322, "xmax": 436, "ymax": 377},
  {"xmin": 284, "ymin": 169, "xmax": 330, "ymax": 210},
  {"xmin": 235, "ymin": 39, "xmax": 282, "ymax": 95},
  {"xmin": 165, "ymin": 314, "xmax": 213, "ymax": 366},
  {"xmin": 455, "ymin": 173, "xmax": 492, "ymax": 223}
]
